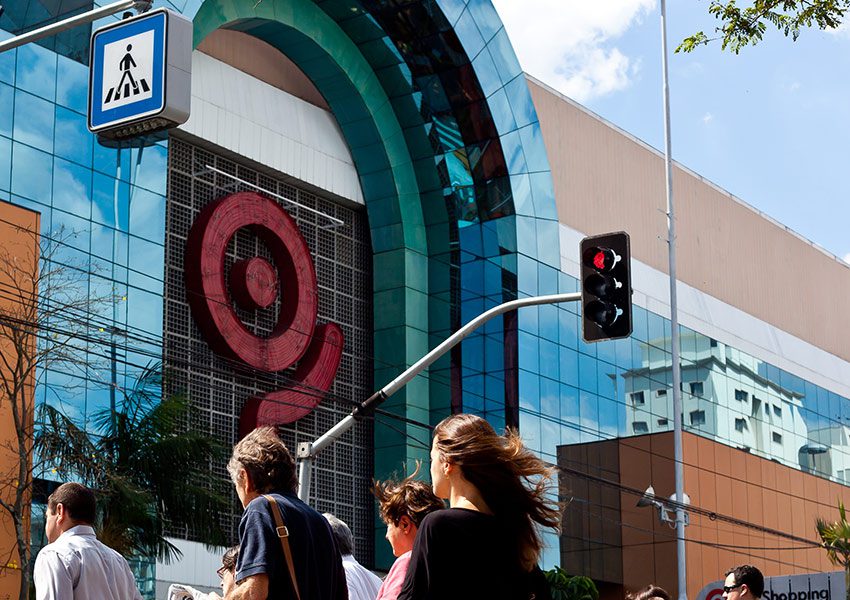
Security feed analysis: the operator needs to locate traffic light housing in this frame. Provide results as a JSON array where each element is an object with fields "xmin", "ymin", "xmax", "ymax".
[{"xmin": 580, "ymin": 231, "xmax": 632, "ymax": 342}]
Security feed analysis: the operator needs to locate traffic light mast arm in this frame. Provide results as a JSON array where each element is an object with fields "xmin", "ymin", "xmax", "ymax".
[{"xmin": 296, "ymin": 291, "xmax": 581, "ymax": 502}]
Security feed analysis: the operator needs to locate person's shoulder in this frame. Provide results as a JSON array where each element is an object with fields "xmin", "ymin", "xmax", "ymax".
[
  {"xmin": 417, "ymin": 508, "xmax": 455, "ymax": 531},
  {"xmin": 420, "ymin": 507, "xmax": 486, "ymax": 526}
]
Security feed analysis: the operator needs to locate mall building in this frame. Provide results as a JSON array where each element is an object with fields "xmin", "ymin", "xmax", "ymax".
[{"xmin": 0, "ymin": 0, "xmax": 848, "ymax": 598}]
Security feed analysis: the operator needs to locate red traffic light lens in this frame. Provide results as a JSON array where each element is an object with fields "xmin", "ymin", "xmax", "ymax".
[{"xmin": 583, "ymin": 246, "xmax": 619, "ymax": 272}]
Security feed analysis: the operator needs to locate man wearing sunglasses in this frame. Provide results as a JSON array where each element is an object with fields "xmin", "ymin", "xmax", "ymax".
[{"xmin": 723, "ymin": 565, "xmax": 765, "ymax": 600}]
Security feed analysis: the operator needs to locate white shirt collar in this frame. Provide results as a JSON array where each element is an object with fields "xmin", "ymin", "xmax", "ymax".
[{"xmin": 58, "ymin": 524, "xmax": 96, "ymax": 540}]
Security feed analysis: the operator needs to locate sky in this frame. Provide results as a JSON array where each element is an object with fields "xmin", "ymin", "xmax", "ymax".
[{"xmin": 491, "ymin": 0, "xmax": 850, "ymax": 265}]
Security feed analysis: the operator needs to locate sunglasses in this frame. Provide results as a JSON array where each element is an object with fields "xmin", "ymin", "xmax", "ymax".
[
  {"xmin": 724, "ymin": 585, "xmax": 744, "ymax": 593},
  {"xmin": 217, "ymin": 566, "xmax": 231, "ymax": 579}
]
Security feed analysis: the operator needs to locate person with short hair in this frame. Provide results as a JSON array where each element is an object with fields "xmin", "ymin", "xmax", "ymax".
[
  {"xmin": 628, "ymin": 584, "xmax": 672, "ymax": 600},
  {"xmin": 723, "ymin": 565, "xmax": 765, "ymax": 600},
  {"xmin": 218, "ymin": 546, "xmax": 240, "ymax": 597},
  {"xmin": 220, "ymin": 426, "xmax": 347, "ymax": 600},
  {"xmin": 372, "ymin": 469, "xmax": 444, "ymax": 600},
  {"xmin": 323, "ymin": 514, "xmax": 381, "ymax": 600},
  {"xmin": 34, "ymin": 482, "xmax": 143, "ymax": 600},
  {"xmin": 169, "ymin": 546, "xmax": 241, "ymax": 600}
]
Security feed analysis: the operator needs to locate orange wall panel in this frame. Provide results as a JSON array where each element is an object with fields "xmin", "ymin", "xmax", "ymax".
[{"xmin": 0, "ymin": 201, "xmax": 40, "ymax": 594}]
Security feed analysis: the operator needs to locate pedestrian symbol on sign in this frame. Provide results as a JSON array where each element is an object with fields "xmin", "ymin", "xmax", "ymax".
[
  {"xmin": 99, "ymin": 30, "xmax": 155, "ymax": 111},
  {"xmin": 104, "ymin": 44, "xmax": 151, "ymax": 103}
]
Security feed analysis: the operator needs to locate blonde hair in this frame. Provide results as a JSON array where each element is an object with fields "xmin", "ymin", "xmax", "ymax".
[{"xmin": 433, "ymin": 413, "xmax": 560, "ymax": 570}]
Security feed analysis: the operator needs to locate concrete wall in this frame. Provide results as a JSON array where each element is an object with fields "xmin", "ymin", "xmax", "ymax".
[{"xmin": 531, "ymin": 78, "xmax": 850, "ymax": 365}]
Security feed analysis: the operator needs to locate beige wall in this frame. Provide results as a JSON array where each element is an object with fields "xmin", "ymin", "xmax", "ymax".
[
  {"xmin": 197, "ymin": 29, "xmax": 329, "ymax": 110},
  {"xmin": 529, "ymin": 79, "xmax": 850, "ymax": 363},
  {"xmin": 0, "ymin": 202, "xmax": 39, "ymax": 598}
]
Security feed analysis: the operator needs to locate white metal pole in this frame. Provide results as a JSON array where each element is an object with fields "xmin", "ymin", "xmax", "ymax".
[
  {"xmin": 0, "ymin": 0, "xmax": 149, "ymax": 54},
  {"xmin": 660, "ymin": 2, "xmax": 688, "ymax": 600},
  {"xmin": 296, "ymin": 292, "xmax": 582, "ymax": 502}
]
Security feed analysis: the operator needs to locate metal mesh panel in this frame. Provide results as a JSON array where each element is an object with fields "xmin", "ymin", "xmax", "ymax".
[{"xmin": 164, "ymin": 137, "xmax": 374, "ymax": 565}]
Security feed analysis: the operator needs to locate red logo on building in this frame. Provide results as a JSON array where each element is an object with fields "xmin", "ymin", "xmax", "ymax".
[{"xmin": 184, "ymin": 191, "xmax": 343, "ymax": 435}]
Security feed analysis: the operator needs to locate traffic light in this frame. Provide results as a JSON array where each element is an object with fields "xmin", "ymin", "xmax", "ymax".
[{"xmin": 580, "ymin": 231, "xmax": 632, "ymax": 342}]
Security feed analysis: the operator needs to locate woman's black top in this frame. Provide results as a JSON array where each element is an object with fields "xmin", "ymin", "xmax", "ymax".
[{"xmin": 396, "ymin": 507, "xmax": 549, "ymax": 600}]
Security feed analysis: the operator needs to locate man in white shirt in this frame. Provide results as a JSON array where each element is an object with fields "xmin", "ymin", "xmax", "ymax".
[
  {"xmin": 323, "ymin": 513, "xmax": 381, "ymax": 600},
  {"xmin": 34, "ymin": 482, "xmax": 143, "ymax": 600}
]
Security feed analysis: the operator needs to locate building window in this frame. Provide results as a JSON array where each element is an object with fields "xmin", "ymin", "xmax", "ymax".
[
  {"xmin": 734, "ymin": 417, "xmax": 748, "ymax": 432},
  {"xmin": 710, "ymin": 338, "xmax": 718, "ymax": 347},
  {"xmin": 656, "ymin": 389, "xmax": 667, "ymax": 397},
  {"xmin": 734, "ymin": 389, "xmax": 748, "ymax": 402},
  {"xmin": 690, "ymin": 410, "xmax": 706, "ymax": 426},
  {"xmin": 773, "ymin": 405, "xmax": 782, "ymax": 418},
  {"xmin": 633, "ymin": 421, "xmax": 649, "ymax": 433},
  {"xmin": 689, "ymin": 382, "xmax": 704, "ymax": 397},
  {"xmin": 657, "ymin": 418, "xmax": 669, "ymax": 427},
  {"xmin": 631, "ymin": 391, "xmax": 645, "ymax": 406},
  {"xmin": 772, "ymin": 432, "xmax": 783, "ymax": 444}
]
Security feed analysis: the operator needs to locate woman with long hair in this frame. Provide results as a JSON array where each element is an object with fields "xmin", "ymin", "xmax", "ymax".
[{"xmin": 397, "ymin": 413, "xmax": 560, "ymax": 600}]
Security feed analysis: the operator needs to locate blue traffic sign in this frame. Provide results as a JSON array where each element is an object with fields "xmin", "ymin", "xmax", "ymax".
[{"xmin": 89, "ymin": 10, "xmax": 167, "ymax": 132}]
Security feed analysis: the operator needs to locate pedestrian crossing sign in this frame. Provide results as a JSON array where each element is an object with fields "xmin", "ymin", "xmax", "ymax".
[{"xmin": 88, "ymin": 8, "xmax": 191, "ymax": 139}]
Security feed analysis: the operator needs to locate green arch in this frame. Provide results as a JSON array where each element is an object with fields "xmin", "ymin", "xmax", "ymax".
[{"xmin": 192, "ymin": 0, "xmax": 438, "ymax": 478}]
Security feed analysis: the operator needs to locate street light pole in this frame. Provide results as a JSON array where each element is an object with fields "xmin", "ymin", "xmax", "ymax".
[
  {"xmin": 296, "ymin": 292, "xmax": 582, "ymax": 502},
  {"xmin": 660, "ymin": 2, "xmax": 688, "ymax": 600}
]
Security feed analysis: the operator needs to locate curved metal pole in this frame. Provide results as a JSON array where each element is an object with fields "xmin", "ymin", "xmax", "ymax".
[{"xmin": 297, "ymin": 292, "xmax": 582, "ymax": 502}]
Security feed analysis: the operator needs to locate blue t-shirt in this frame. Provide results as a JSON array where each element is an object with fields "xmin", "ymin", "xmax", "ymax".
[{"xmin": 236, "ymin": 493, "xmax": 348, "ymax": 600}]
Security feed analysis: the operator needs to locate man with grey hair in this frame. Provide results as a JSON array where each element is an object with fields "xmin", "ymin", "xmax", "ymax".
[
  {"xmin": 323, "ymin": 514, "xmax": 381, "ymax": 600},
  {"xmin": 214, "ymin": 426, "xmax": 347, "ymax": 600}
]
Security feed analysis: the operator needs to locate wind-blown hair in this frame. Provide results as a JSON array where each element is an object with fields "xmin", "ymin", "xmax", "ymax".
[
  {"xmin": 432, "ymin": 413, "xmax": 560, "ymax": 571},
  {"xmin": 373, "ymin": 463, "xmax": 445, "ymax": 527}
]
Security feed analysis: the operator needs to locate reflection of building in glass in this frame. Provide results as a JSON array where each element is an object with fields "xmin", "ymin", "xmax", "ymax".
[{"xmin": 622, "ymin": 333, "xmax": 809, "ymax": 468}]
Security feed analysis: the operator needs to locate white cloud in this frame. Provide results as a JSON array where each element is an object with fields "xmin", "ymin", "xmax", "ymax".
[
  {"xmin": 789, "ymin": 81, "xmax": 801, "ymax": 92},
  {"xmin": 702, "ymin": 112, "xmax": 714, "ymax": 124},
  {"xmin": 492, "ymin": 0, "xmax": 657, "ymax": 102},
  {"xmin": 827, "ymin": 20, "xmax": 850, "ymax": 38}
]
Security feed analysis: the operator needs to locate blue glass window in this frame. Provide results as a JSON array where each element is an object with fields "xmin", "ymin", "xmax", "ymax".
[
  {"xmin": 0, "ymin": 136, "xmax": 10, "ymax": 192},
  {"xmin": 14, "ymin": 89, "xmax": 54, "ymax": 152},
  {"xmin": 11, "ymin": 142, "xmax": 52, "ymax": 204},
  {"xmin": 0, "ymin": 82, "xmax": 12, "ymax": 138},
  {"xmin": 52, "ymin": 158, "xmax": 92, "ymax": 217},
  {"xmin": 0, "ymin": 40, "xmax": 14, "ymax": 85},
  {"xmin": 127, "ymin": 235, "xmax": 164, "ymax": 286},
  {"xmin": 56, "ymin": 55, "xmax": 88, "ymax": 114},
  {"xmin": 128, "ymin": 187, "xmax": 166, "ymax": 244},
  {"xmin": 54, "ymin": 106, "xmax": 92, "ymax": 166},
  {"xmin": 14, "ymin": 43, "xmax": 56, "ymax": 102}
]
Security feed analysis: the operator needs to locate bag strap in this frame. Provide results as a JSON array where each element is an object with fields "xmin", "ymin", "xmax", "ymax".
[{"xmin": 262, "ymin": 494, "xmax": 301, "ymax": 600}]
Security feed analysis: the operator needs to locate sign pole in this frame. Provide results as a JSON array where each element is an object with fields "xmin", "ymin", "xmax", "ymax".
[{"xmin": 0, "ymin": 0, "xmax": 150, "ymax": 54}]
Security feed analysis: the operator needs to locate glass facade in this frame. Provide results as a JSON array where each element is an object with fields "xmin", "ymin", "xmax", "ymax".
[
  {"xmin": 515, "ymin": 272, "xmax": 850, "ymax": 566},
  {"xmin": 1, "ymin": 0, "xmax": 848, "ymax": 585},
  {"xmin": 1, "ymin": 23, "xmax": 166, "ymax": 596}
]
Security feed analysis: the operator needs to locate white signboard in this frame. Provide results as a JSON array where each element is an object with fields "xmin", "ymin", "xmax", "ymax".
[{"xmin": 697, "ymin": 571, "xmax": 845, "ymax": 600}]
